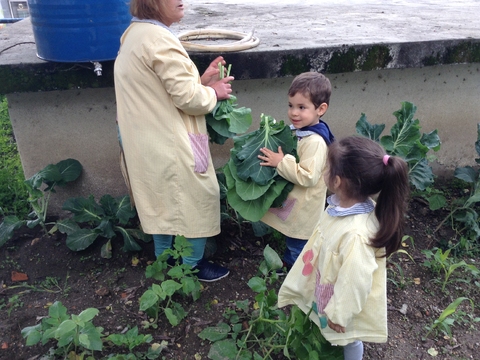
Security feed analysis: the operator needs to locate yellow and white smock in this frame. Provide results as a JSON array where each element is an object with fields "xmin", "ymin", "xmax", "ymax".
[
  {"xmin": 278, "ymin": 195, "xmax": 388, "ymax": 346},
  {"xmin": 114, "ymin": 20, "xmax": 220, "ymax": 238},
  {"xmin": 260, "ymin": 129, "xmax": 328, "ymax": 239}
]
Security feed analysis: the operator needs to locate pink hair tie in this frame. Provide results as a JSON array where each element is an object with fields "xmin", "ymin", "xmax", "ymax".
[{"xmin": 383, "ymin": 155, "xmax": 390, "ymax": 166}]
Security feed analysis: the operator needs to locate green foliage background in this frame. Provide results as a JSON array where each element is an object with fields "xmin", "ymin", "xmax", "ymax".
[{"xmin": 0, "ymin": 96, "xmax": 29, "ymax": 218}]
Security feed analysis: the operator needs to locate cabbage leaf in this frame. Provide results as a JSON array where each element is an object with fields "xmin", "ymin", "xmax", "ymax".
[{"xmin": 223, "ymin": 114, "xmax": 296, "ymax": 222}]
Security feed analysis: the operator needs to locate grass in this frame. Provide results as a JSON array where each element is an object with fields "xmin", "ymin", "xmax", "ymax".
[{"xmin": 0, "ymin": 95, "xmax": 29, "ymax": 218}]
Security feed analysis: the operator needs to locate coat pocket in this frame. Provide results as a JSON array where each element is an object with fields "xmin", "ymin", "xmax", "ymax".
[
  {"xmin": 188, "ymin": 133, "xmax": 209, "ymax": 173},
  {"xmin": 268, "ymin": 197, "xmax": 296, "ymax": 221}
]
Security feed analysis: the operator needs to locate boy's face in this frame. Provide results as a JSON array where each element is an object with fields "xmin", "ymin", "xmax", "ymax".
[{"xmin": 288, "ymin": 92, "xmax": 326, "ymax": 129}]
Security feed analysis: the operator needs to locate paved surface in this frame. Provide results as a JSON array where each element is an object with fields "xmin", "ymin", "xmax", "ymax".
[
  {"xmin": 0, "ymin": 0, "xmax": 479, "ymax": 93},
  {"xmin": 177, "ymin": 0, "xmax": 480, "ymax": 50},
  {"xmin": 1, "ymin": 0, "xmax": 480, "ymax": 64}
]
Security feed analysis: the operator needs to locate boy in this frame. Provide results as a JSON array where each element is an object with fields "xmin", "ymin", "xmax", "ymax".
[{"xmin": 258, "ymin": 72, "xmax": 334, "ymax": 271}]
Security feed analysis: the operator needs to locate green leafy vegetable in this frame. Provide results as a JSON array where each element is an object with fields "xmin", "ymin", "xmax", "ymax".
[
  {"xmin": 206, "ymin": 63, "xmax": 253, "ymax": 144},
  {"xmin": 223, "ymin": 114, "xmax": 296, "ymax": 221},
  {"xmin": 356, "ymin": 101, "xmax": 441, "ymax": 191}
]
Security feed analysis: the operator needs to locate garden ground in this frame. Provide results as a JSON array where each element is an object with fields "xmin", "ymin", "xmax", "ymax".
[{"xmin": 0, "ymin": 192, "xmax": 479, "ymax": 360}]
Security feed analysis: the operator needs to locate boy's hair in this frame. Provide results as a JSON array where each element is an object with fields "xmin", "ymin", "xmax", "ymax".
[
  {"xmin": 288, "ymin": 72, "xmax": 331, "ymax": 109},
  {"xmin": 326, "ymin": 136, "xmax": 409, "ymax": 257},
  {"xmin": 130, "ymin": 0, "xmax": 167, "ymax": 23}
]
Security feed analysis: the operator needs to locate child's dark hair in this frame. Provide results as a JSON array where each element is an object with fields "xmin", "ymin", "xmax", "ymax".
[
  {"xmin": 327, "ymin": 136, "xmax": 409, "ymax": 257},
  {"xmin": 288, "ymin": 72, "xmax": 331, "ymax": 109}
]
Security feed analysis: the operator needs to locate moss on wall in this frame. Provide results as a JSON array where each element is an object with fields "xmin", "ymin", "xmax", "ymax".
[
  {"xmin": 0, "ymin": 62, "xmax": 115, "ymax": 94},
  {"xmin": 360, "ymin": 45, "xmax": 392, "ymax": 71},
  {"xmin": 326, "ymin": 47, "xmax": 358, "ymax": 73},
  {"xmin": 279, "ymin": 54, "xmax": 310, "ymax": 76},
  {"xmin": 325, "ymin": 45, "xmax": 392, "ymax": 74},
  {"xmin": 422, "ymin": 42, "xmax": 480, "ymax": 66}
]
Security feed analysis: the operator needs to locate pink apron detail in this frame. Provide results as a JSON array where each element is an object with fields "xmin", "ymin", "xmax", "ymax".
[
  {"xmin": 188, "ymin": 133, "xmax": 209, "ymax": 173},
  {"xmin": 268, "ymin": 197, "xmax": 296, "ymax": 221}
]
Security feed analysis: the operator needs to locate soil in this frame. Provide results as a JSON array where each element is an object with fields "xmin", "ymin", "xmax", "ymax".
[{"xmin": 1, "ymin": 195, "xmax": 479, "ymax": 360}]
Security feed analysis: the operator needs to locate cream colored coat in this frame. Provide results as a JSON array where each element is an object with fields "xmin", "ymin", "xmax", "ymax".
[
  {"xmin": 260, "ymin": 134, "xmax": 328, "ymax": 239},
  {"xmin": 278, "ymin": 205, "xmax": 387, "ymax": 346},
  {"xmin": 114, "ymin": 22, "xmax": 220, "ymax": 237}
]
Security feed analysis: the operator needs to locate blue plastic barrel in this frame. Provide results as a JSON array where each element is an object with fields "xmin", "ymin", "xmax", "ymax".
[{"xmin": 27, "ymin": 0, "xmax": 131, "ymax": 62}]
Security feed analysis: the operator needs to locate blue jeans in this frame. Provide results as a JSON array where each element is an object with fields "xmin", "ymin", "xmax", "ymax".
[
  {"xmin": 152, "ymin": 234, "xmax": 206, "ymax": 267},
  {"xmin": 283, "ymin": 236, "xmax": 307, "ymax": 267}
]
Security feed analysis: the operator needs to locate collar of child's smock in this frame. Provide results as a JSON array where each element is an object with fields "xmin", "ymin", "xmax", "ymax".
[
  {"xmin": 326, "ymin": 194, "xmax": 375, "ymax": 217},
  {"xmin": 131, "ymin": 17, "xmax": 173, "ymax": 33},
  {"xmin": 290, "ymin": 124, "xmax": 315, "ymax": 139}
]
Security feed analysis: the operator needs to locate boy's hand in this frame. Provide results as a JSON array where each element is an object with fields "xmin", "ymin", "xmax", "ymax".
[
  {"xmin": 258, "ymin": 146, "xmax": 284, "ymax": 168},
  {"xmin": 327, "ymin": 319, "xmax": 346, "ymax": 333}
]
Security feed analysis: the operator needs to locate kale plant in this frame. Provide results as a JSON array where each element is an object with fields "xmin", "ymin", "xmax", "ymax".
[
  {"xmin": 58, "ymin": 194, "xmax": 151, "ymax": 256},
  {"xmin": 223, "ymin": 114, "xmax": 296, "ymax": 222},
  {"xmin": 356, "ymin": 101, "xmax": 441, "ymax": 191}
]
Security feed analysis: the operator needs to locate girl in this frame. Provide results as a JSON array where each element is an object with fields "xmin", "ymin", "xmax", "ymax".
[{"xmin": 278, "ymin": 136, "xmax": 409, "ymax": 359}]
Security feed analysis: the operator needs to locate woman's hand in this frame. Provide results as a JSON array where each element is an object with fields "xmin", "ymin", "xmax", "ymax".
[
  {"xmin": 201, "ymin": 56, "xmax": 226, "ymax": 86},
  {"xmin": 210, "ymin": 77, "xmax": 234, "ymax": 100},
  {"xmin": 258, "ymin": 146, "xmax": 284, "ymax": 168},
  {"xmin": 327, "ymin": 319, "xmax": 346, "ymax": 333}
]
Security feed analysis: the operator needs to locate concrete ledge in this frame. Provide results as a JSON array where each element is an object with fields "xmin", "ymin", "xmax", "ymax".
[{"xmin": 1, "ymin": 0, "xmax": 480, "ymax": 94}]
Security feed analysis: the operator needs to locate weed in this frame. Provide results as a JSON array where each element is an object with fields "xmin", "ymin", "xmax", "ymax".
[
  {"xmin": 5, "ymin": 294, "xmax": 23, "ymax": 316},
  {"xmin": 387, "ymin": 245, "xmax": 416, "ymax": 290},
  {"xmin": 422, "ymin": 248, "xmax": 480, "ymax": 292},
  {"xmin": 424, "ymin": 297, "xmax": 477, "ymax": 340},
  {"xmin": 38, "ymin": 274, "xmax": 71, "ymax": 297},
  {"xmin": 0, "ymin": 96, "xmax": 29, "ymax": 218}
]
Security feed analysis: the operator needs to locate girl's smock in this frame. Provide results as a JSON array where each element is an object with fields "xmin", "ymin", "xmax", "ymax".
[
  {"xmin": 260, "ymin": 130, "xmax": 328, "ymax": 239},
  {"xmin": 114, "ymin": 22, "xmax": 220, "ymax": 237},
  {"xmin": 277, "ymin": 195, "xmax": 388, "ymax": 346}
]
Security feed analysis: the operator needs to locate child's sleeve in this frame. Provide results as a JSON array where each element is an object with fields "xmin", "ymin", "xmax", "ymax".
[{"xmin": 276, "ymin": 136, "xmax": 327, "ymax": 187}]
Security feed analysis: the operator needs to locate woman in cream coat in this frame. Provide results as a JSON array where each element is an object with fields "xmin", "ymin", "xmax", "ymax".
[{"xmin": 114, "ymin": 0, "xmax": 233, "ymax": 282}]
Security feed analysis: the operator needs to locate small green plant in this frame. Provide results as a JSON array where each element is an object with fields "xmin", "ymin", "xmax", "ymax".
[
  {"xmin": 58, "ymin": 194, "xmax": 151, "ymax": 256},
  {"xmin": 422, "ymin": 248, "xmax": 480, "ymax": 292},
  {"xmin": 413, "ymin": 185, "xmax": 447, "ymax": 211},
  {"xmin": 21, "ymin": 301, "xmax": 104, "ymax": 359},
  {"xmin": 435, "ymin": 123, "xmax": 480, "ymax": 247},
  {"xmin": 387, "ymin": 237, "xmax": 416, "ymax": 289},
  {"xmin": 198, "ymin": 245, "xmax": 344, "ymax": 359},
  {"xmin": 356, "ymin": 101, "xmax": 441, "ymax": 192},
  {"xmin": 387, "ymin": 259, "xmax": 409, "ymax": 290},
  {"xmin": 104, "ymin": 326, "xmax": 165, "ymax": 359},
  {"xmin": 139, "ymin": 236, "xmax": 201, "ymax": 328},
  {"xmin": 4, "ymin": 294, "xmax": 23, "ymax": 316},
  {"xmin": 38, "ymin": 274, "xmax": 71, "ymax": 297},
  {"xmin": 424, "ymin": 297, "xmax": 477, "ymax": 340},
  {"xmin": 106, "ymin": 326, "xmax": 153, "ymax": 352},
  {"xmin": 0, "ymin": 158, "xmax": 83, "ymax": 247}
]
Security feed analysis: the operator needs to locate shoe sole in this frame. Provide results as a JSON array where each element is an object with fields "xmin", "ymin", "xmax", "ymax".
[{"xmin": 197, "ymin": 270, "xmax": 230, "ymax": 283}]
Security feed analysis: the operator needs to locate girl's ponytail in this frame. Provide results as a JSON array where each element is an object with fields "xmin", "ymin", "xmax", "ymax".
[{"xmin": 373, "ymin": 155, "xmax": 409, "ymax": 257}]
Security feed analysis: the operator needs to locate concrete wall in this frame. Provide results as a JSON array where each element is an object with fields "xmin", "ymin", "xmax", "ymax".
[{"xmin": 7, "ymin": 62, "xmax": 480, "ymax": 213}]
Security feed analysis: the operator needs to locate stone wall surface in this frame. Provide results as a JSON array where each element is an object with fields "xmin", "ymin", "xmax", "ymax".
[{"xmin": 0, "ymin": 0, "xmax": 479, "ymax": 213}]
